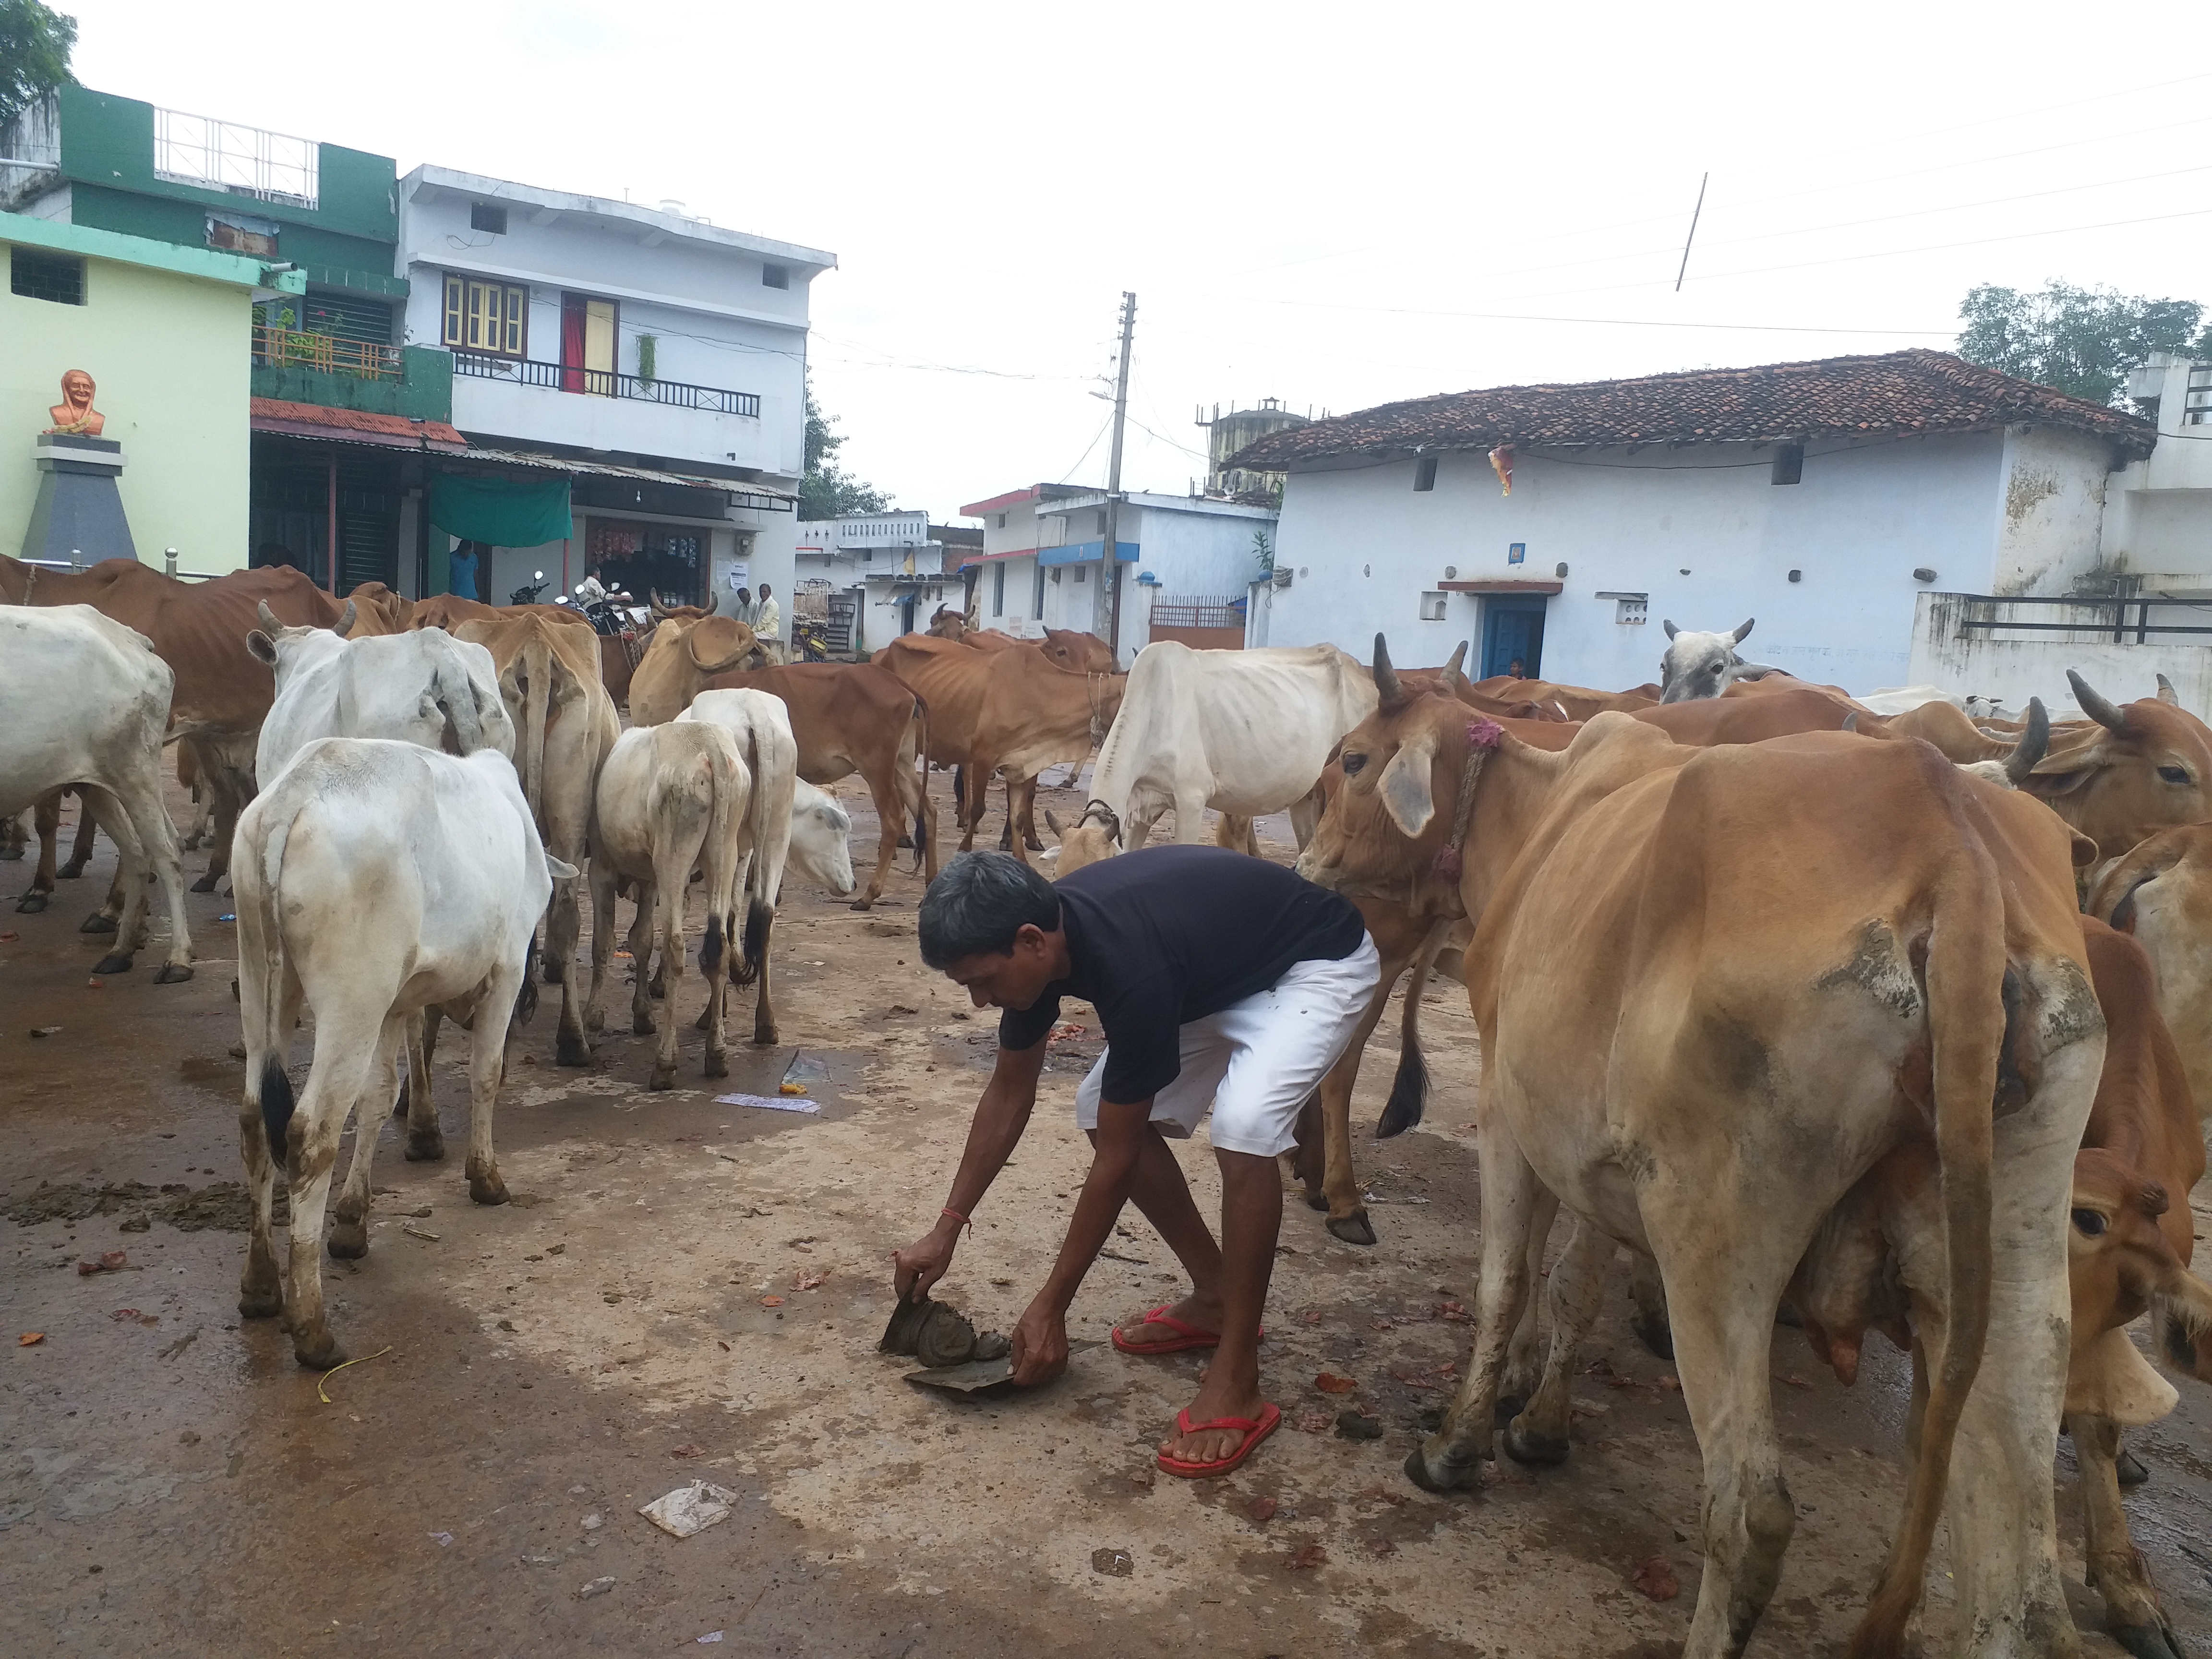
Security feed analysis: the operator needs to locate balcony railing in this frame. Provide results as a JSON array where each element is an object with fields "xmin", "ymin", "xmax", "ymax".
[
  {"xmin": 451, "ymin": 351, "xmax": 759, "ymax": 417},
  {"xmin": 155, "ymin": 105, "xmax": 318, "ymax": 207},
  {"xmin": 253, "ymin": 325, "xmax": 400, "ymax": 382}
]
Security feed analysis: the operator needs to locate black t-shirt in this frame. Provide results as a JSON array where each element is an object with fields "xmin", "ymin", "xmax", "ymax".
[{"xmin": 1000, "ymin": 844, "xmax": 1367, "ymax": 1104}]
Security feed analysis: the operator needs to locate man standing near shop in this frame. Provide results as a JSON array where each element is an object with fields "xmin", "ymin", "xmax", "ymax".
[
  {"xmin": 893, "ymin": 848, "xmax": 1378, "ymax": 1478},
  {"xmin": 753, "ymin": 582, "xmax": 783, "ymax": 663}
]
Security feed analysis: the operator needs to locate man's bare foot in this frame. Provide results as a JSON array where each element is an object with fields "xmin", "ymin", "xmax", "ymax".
[
  {"xmin": 1158, "ymin": 1373, "xmax": 1273, "ymax": 1467},
  {"xmin": 1115, "ymin": 1292, "xmax": 1224, "ymax": 1353}
]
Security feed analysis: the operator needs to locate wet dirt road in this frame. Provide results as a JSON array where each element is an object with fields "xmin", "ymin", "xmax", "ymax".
[{"xmin": 3, "ymin": 775, "xmax": 2209, "ymax": 1658}]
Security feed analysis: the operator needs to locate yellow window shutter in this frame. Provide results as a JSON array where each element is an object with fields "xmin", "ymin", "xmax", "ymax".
[
  {"xmin": 444, "ymin": 275, "xmax": 464, "ymax": 347},
  {"xmin": 505, "ymin": 285, "xmax": 527, "ymax": 354}
]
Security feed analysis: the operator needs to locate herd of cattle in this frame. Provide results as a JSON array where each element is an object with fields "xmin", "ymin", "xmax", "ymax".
[{"xmin": 6, "ymin": 555, "xmax": 2212, "ymax": 1656}]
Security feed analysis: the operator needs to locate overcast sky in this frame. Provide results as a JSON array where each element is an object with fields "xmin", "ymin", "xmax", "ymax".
[{"xmin": 67, "ymin": 0, "xmax": 2212, "ymax": 516}]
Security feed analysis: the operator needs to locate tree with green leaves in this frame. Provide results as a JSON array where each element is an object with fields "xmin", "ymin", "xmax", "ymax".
[
  {"xmin": 1957, "ymin": 281, "xmax": 2211, "ymax": 409},
  {"xmin": 0, "ymin": 0, "xmax": 76, "ymax": 129},
  {"xmin": 799, "ymin": 376, "xmax": 890, "ymax": 520}
]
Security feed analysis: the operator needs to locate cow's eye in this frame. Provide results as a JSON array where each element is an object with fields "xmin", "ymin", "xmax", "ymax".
[
  {"xmin": 2158, "ymin": 766, "xmax": 2190, "ymax": 786},
  {"xmin": 1341, "ymin": 752, "xmax": 1367, "ymax": 776},
  {"xmin": 2071, "ymin": 1208, "xmax": 2108, "ymax": 1237}
]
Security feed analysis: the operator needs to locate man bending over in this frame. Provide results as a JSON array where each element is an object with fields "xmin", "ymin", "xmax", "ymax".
[{"xmin": 893, "ymin": 847, "xmax": 1378, "ymax": 1477}]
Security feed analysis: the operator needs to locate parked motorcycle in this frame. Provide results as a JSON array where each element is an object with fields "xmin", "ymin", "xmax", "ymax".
[
  {"xmin": 793, "ymin": 615, "xmax": 833, "ymax": 663},
  {"xmin": 509, "ymin": 570, "xmax": 549, "ymax": 606}
]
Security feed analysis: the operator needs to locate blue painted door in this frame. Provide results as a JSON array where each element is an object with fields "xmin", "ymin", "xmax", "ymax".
[{"xmin": 1481, "ymin": 597, "xmax": 1547, "ymax": 680}]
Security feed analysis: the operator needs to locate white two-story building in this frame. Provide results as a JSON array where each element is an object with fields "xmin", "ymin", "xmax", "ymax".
[
  {"xmin": 787, "ymin": 508, "xmax": 980, "ymax": 655},
  {"xmin": 958, "ymin": 484, "xmax": 1278, "ymax": 661},
  {"xmin": 397, "ymin": 167, "xmax": 833, "ymax": 625}
]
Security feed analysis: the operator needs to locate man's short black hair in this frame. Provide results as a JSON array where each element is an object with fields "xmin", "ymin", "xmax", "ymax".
[{"xmin": 918, "ymin": 852, "xmax": 1060, "ymax": 968}]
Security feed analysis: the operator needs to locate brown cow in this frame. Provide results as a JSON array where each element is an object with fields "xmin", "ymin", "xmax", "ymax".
[
  {"xmin": 342, "ymin": 581, "xmax": 414, "ymax": 634},
  {"xmin": 627, "ymin": 608, "xmax": 765, "ymax": 727},
  {"xmin": 0, "ymin": 553, "xmax": 348, "ymax": 892},
  {"xmin": 697, "ymin": 662, "xmax": 936, "ymax": 910},
  {"xmin": 1302, "ymin": 678, "xmax": 2103, "ymax": 1655},
  {"xmin": 1469, "ymin": 673, "xmax": 1659, "ymax": 720},
  {"xmin": 2089, "ymin": 821, "xmax": 2212, "ymax": 1125},
  {"xmin": 878, "ymin": 634, "xmax": 1124, "ymax": 863},
  {"xmin": 445, "ymin": 611, "xmax": 620, "ymax": 1067}
]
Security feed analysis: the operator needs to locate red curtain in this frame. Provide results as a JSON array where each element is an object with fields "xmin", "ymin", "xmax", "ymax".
[{"xmin": 561, "ymin": 296, "xmax": 586, "ymax": 392}]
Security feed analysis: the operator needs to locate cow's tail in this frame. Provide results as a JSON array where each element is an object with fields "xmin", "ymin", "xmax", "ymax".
[
  {"xmin": 517, "ymin": 634, "xmax": 552, "ymax": 824},
  {"xmin": 434, "ymin": 641, "xmax": 489, "ymax": 757},
  {"xmin": 737, "ymin": 728, "xmax": 781, "ymax": 986},
  {"xmin": 243, "ymin": 794, "xmax": 299, "ymax": 1166},
  {"xmin": 700, "ymin": 743, "xmax": 744, "ymax": 983},
  {"xmin": 908, "ymin": 696, "xmax": 931, "ymax": 870},
  {"xmin": 1849, "ymin": 858, "xmax": 2003, "ymax": 1659},
  {"xmin": 1375, "ymin": 954, "xmax": 1431, "ymax": 1140}
]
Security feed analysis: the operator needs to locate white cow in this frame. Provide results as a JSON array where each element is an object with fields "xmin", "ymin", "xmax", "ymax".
[
  {"xmin": 0, "ymin": 606, "xmax": 193, "ymax": 981},
  {"xmin": 249, "ymin": 600, "xmax": 518, "ymax": 1162},
  {"xmin": 1049, "ymin": 640, "xmax": 1378, "ymax": 872},
  {"xmin": 678, "ymin": 688, "xmax": 799, "ymax": 1045},
  {"xmin": 234, "ymin": 739, "xmax": 566, "ymax": 1368},
  {"xmin": 1657, "ymin": 616, "xmax": 1766, "ymax": 702},
  {"xmin": 788, "ymin": 779, "xmax": 856, "ymax": 898},
  {"xmin": 585, "ymin": 721, "xmax": 750, "ymax": 1089},
  {"xmin": 250, "ymin": 601, "xmax": 514, "ymax": 781}
]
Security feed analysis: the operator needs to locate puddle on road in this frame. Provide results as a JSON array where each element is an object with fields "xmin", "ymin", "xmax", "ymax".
[{"xmin": 3, "ymin": 1178, "xmax": 285, "ymax": 1231}]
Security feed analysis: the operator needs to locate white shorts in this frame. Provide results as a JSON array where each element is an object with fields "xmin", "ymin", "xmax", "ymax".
[{"xmin": 1073, "ymin": 936, "xmax": 1382, "ymax": 1158}]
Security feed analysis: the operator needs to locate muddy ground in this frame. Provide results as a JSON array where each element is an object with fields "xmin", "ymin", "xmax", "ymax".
[{"xmin": 2, "ymin": 770, "xmax": 2209, "ymax": 1659}]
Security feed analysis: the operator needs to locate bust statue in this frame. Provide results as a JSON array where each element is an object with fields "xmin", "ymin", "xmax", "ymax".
[{"xmin": 45, "ymin": 370, "xmax": 105, "ymax": 438}]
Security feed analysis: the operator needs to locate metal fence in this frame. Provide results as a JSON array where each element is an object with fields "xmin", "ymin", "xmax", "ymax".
[
  {"xmin": 154, "ymin": 106, "xmax": 317, "ymax": 206},
  {"xmin": 452, "ymin": 351, "xmax": 760, "ymax": 417},
  {"xmin": 1949, "ymin": 593, "xmax": 2212, "ymax": 643},
  {"xmin": 1148, "ymin": 594, "xmax": 1248, "ymax": 630},
  {"xmin": 253, "ymin": 325, "xmax": 401, "ymax": 382}
]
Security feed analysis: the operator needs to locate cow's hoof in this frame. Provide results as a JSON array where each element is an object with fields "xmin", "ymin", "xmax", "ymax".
[
  {"xmin": 2117, "ymin": 1446, "xmax": 2151, "ymax": 1489},
  {"xmin": 704, "ymin": 1052, "xmax": 729, "ymax": 1079},
  {"xmin": 848, "ymin": 898, "xmax": 874, "ymax": 912},
  {"xmin": 327, "ymin": 1222, "xmax": 369, "ymax": 1260},
  {"xmin": 1404, "ymin": 1443, "xmax": 1476, "ymax": 1495},
  {"xmin": 632, "ymin": 1014, "xmax": 656, "ymax": 1037},
  {"xmin": 90, "ymin": 952, "xmax": 134, "ymax": 975},
  {"xmin": 1302, "ymin": 1190, "xmax": 1328, "ymax": 1212},
  {"xmin": 1503, "ymin": 1416, "xmax": 1570, "ymax": 1467},
  {"xmin": 896, "ymin": 833, "xmax": 913, "ymax": 850},
  {"xmin": 1631, "ymin": 1310, "xmax": 1675, "ymax": 1361},
  {"xmin": 190, "ymin": 874, "xmax": 218, "ymax": 894},
  {"xmin": 647, "ymin": 1064, "xmax": 675, "ymax": 1092},
  {"xmin": 154, "ymin": 961, "xmax": 194, "ymax": 985},
  {"xmin": 15, "ymin": 891, "xmax": 48, "ymax": 913},
  {"xmin": 753, "ymin": 1026, "xmax": 778, "ymax": 1047},
  {"xmin": 80, "ymin": 911, "xmax": 118, "ymax": 935},
  {"xmin": 406, "ymin": 1129, "xmax": 445, "ymax": 1163},
  {"xmin": 1326, "ymin": 1211, "xmax": 1378, "ymax": 1247},
  {"xmin": 293, "ymin": 1334, "xmax": 347, "ymax": 1371},
  {"xmin": 464, "ymin": 1168, "xmax": 506, "ymax": 1212},
  {"xmin": 238, "ymin": 1286, "xmax": 283, "ymax": 1320},
  {"xmin": 541, "ymin": 958, "xmax": 562, "ymax": 986},
  {"xmin": 555, "ymin": 1031, "xmax": 591, "ymax": 1068},
  {"xmin": 58, "ymin": 861, "xmax": 88, "ymax": 881},
  {"xmin": 2110, "ymin": 1622, "xmax": 2183, "ymax": 1659},
  {"xmin": 1024, "ymin": 836, "xmax": 1045, "ymax": 853}
]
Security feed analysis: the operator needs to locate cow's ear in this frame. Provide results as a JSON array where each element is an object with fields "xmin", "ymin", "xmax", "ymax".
[
  {"xmin": 2069, "ymin": 831, "xmax": 2101, "ymax": 871},
  {"xmin": 545, "ymin": 855, "xmax": 581, "ymax": 882},
  {"xmin": 2026, "ymin": 743, "xmax": 2107, "ymax": 795},
  {"xmin": 1378, "ymin": 729, "xmax": 1440, "ymax": 838},
  {"xmin": 247, "ymin": 629, "xmax": 279, "ymax": 667}
]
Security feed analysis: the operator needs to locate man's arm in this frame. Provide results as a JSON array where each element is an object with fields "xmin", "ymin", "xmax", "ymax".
[
  {"xmin": 1009, "ymin": 1094, "xmax": 1153, "ymax": 1385},
  {"xmin": 891, "ymin": 1036, "xmax": 1048, "ymax": 1301}
]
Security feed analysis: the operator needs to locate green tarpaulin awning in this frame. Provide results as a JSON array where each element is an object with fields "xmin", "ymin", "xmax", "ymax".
[{"xmin": 430, "ymin": 472, "xmax": 574, "ymax": 548}]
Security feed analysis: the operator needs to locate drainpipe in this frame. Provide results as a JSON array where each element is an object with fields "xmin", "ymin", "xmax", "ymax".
[{"xmin": 325, "ymin": 457, "xmax": 339, "ymax": 595}]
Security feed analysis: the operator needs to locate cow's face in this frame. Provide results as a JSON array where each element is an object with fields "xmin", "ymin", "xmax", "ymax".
[
  {"xmin": 1296, "ymin": 695, "xmax": 1464, "ymax": 893},
  {"xmin": 1656, "ymin": 617, "xmax": 1754, "ymax": 704},
  {"xmin": 2028, "ymin": 677, "xmax": 2212, "ymax": 860},
  {"xmin": 2068, "ymin": 1148, "xmax": 2212, "ymax": 1381},
  {"xmin": 788, "ymin": 784, "xmax": 855, "ymax": 896},
  {"xmin": 1041, "ymin": 629, "xmax": 1117, "ymax": 674},
  {"xmin": 1046, "ymin": 801, "xmax": 1120, "ymax": 877}
]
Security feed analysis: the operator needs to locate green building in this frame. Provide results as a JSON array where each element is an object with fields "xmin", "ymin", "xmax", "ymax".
[
  {"xmin": 2, "ymin": 213, "xmax": 302, "ymax": 571},
  {"xmin": 1, "ymin": 86, "xmax": 457, "ymax": 585}
]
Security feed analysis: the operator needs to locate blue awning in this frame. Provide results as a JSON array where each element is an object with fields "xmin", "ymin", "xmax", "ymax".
[{"xmin": 1039, "ymin": 539, "xmax": 1138, "ymax": 567}]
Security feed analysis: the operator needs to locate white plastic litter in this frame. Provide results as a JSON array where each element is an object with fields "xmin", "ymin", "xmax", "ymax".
[
  {"xmin": 713, "ymin": 1093, "xmax": 820, "ymax": 1115},
  {"xmin": 639, "ymin": 1481, "xmax": 739, "ymax": 1539}
]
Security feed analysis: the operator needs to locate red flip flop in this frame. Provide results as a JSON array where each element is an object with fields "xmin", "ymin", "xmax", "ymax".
[
  {"xmin": 1156, "ymin": 1403, "xmax": 1282, "ymax": 1479},
  {"xmin": 1111, "ymin": 1305, "xmax": 1265, "ymax": 1356}
]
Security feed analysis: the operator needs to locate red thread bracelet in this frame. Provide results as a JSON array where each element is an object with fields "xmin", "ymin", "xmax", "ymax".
[{"xmin": 941, "ymin": 1205, "xmax": 972, "ymax": 1232}]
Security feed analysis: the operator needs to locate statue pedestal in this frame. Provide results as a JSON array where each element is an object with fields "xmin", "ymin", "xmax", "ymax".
[{"xmin": 22, "ymin": 434, "xmax": 135, "ymax": 565}]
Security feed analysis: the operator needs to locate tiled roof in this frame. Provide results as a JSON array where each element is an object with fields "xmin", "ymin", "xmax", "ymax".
[
  {"xmin": 250, "ymin": 398, "xmax": 467, "ymax": 450},
  {"xmin": 1226, "ymin": 350, "xmax": 2159, "ymax": 469}
]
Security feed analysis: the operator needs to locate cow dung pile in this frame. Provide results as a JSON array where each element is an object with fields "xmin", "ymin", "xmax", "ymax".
[{"xmin": 878, "ymin": 1292, "xmax": 1011, "ymax": 1369}]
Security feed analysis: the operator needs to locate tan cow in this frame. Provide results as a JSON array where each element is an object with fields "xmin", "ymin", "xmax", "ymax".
[
  {"xmin": 2089, "ymin": 821, "xmax": 2212, "ymax": 1124},
  {"xmin": 586, "ymin": 722, "xmax": 748, "ymax": 1089},
  {"xmin": 626, "ymin": 605, "xmax": 765, "ymax": 727},
  {"xmin": 1469, "ymin": 673, "xmax": 1660, "ymax": 719},
  {"xmin": 878, "ymin": 634, "xmax": 1123, "ymax": 863},
  {"xmin": 1, "ymin": 553, "xmax": 349, "ymax": 891},
  {"xmin": 1301, "ymin": 688, "xmax": 2104, "ymax": 1656},
  {"xmin": 445, "ymin": 611, "xmax": 621, "ymax": 1065},
  {"xmin": 698, "ymin": 662, "xmax": 936, "ymax": 909}
]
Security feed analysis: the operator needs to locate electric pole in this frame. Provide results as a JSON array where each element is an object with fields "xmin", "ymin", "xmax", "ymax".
[{"xmin": 1103, "ymin": 290, "xmax": 1135, "ymax": 659}]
